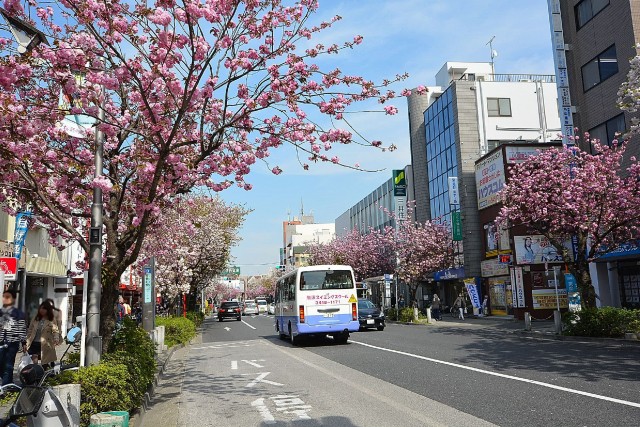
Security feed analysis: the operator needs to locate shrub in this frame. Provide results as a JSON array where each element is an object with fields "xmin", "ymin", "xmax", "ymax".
[
  {"xmin": 186, "ymin": 311, "xmax": 205, "ymax": 328},
  {"xmin": 563, "ymin": 307, "xmax": 640, "ymax": 337},
  {"xmin": 155, "ymin": 316, "xmax": 196, "ymax": 347}
]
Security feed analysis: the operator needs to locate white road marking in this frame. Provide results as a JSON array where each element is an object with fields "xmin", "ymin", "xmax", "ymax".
[
  {"xmin": 242, "ymin": 319, "xmax": 257, "ymax": 329},
  {"xmin": 224, "ymin": 327, "xmax": 230, "ymax": 332},
  {"xmin": 231, "ymin": 361, "xmax": 238, "ymax": 370},
  {"xmin": 251, "ymin": 398, "xmax": 276, "ymax": 424},
  {"xmin": 241, "ymin": 359, "xmax": 265, "ymax": 368},
  {"xmin": 242, "ymin": 372, "xmax": 284, "ymax": 387},
  {"xmin": 350, "ymin": 340, "xmax": 640, "ymax": 409}
]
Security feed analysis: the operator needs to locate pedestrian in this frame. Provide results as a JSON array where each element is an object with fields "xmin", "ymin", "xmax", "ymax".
[
  {"xmin": 115, "ymin": 296, "xmax": 126, "ymax": 325},
  {"xmin": 0, "ymin": 289, "xmax": 27, "ymax": 385},
  {"xmin": 454, "ymin": 293, "xmax": 466, "ymax": 320},
  {"xmin": 44, "ymin": 298, "xmax": 63, "ymax": 343},
  {"xmin": 431, "ymin": 294, "xmax": 442, "ymax": 321},
  {"xmin": 398, "ymin": 295, "xmax": 405, "ymax": 309},
  {"xmin": 123, "ymin": 299, "xmax": 132, "ymax": 317},
  {"xmin": 26, "ymin": 301, "xmax": 60, "ymax": 366}
]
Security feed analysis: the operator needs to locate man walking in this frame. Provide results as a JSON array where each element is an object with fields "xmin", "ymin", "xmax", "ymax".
[{"xmin": 0, "ymin": 289, "xmax": 27, "ymax": 384}]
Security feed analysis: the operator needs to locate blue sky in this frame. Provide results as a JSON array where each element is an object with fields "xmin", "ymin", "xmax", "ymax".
[{"xmin": 221, "ymin": 0, "xmax": 556, "ymax": 276}]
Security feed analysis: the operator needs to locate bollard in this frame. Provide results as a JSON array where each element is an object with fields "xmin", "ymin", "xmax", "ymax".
[
  {"xmin": 53, "ymin": 384, "xmax": 81, "ymax": 427},
  {"xmin": 426, "ymin": 307, "xmax": 432, "ymax": 323},
  {"xmin": 553, "ymin": 310, "xmax": 562, "ymax": 335},
  {"xmin": 524, "ymin": 312, "xmax": 531, "ymax": 331}
]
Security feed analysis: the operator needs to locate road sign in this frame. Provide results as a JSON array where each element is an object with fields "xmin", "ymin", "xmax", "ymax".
[{"xmin": 221, "ymin": 266, "xmax": 241, "ymax": 276}]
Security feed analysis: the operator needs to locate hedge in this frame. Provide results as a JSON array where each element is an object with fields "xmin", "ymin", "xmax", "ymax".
[
  {"xmin": 562, "ymin": 307, "xmax": 640, "ymax": 338},
  {"xmin": 155, "ymin": 316, "xmax": 196, "ymax": 347}
]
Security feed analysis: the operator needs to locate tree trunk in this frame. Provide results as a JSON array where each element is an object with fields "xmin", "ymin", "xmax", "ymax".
[{"xmin": 99, "ymin": 266, "xmax": 120, "ymax": 353}]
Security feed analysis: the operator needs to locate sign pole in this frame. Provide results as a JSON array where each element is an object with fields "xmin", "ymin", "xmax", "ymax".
[
  {"xmin": 553, "ymin": 266, "xmax": 562, "ymax": 334},
  {"xmin": 142, "ymin": 257, "xmax": 156, "ymax": 332}
]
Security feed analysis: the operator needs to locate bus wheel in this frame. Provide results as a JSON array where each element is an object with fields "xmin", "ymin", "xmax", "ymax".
[
  {"xmin": 288, "ymin": 323, "xmax": 297, "ymax": 346},
  {"xmin": 333, "ymin": 332, "xmax": 349, "ymax": 344},
  {"xmin": 277, "ymin": 321, "xmax": 286, "ymax": 340}
]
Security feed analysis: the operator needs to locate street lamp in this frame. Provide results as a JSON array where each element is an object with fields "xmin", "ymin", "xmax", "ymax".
[
  {"xmin": 1, "ymin": 9, "xmax": 103, "ymax": 364},
  {"xmin": 0, "ymin": 7, "xmax": 48, "ymax": 54}
]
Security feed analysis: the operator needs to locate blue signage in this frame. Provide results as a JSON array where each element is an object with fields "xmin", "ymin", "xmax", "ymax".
[
  {"xmin": 13, "ymin": 211, "xmax": 31, "ymax": 260},
  {"xmin": 596, "ymin": 241, "xmax": 640, "ymax": 260},
  {"xmin": 564, "ymin": 273, "xmax": 577, "ymax": 293},
  {"xmin": 434, "ymin": 267, "xmax": 465, "ymax": 281}
]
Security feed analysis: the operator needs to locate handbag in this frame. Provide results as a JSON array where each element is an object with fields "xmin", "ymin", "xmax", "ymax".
[{"xmin": 18, "ymin": 353, "xmax": 32, "ymax": 371}]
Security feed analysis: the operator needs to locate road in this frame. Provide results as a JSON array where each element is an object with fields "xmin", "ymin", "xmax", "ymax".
[{"xmin": 142, "ymin": 314, "xmax": 640, "ymax": 427}]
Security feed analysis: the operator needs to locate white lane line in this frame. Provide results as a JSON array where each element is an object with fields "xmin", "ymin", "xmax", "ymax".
[
  {"xmin": 242, "ymin": 319, "xmax": 257, "ymax": 330},
  {"xmin": 349, "ymin": 340, "xmax": 640, "ymax": 409}
]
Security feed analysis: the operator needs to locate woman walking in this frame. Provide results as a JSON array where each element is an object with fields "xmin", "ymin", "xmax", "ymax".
[
  {"xmin": 431, "ymin": 294, "xmax": 442, "ymax": 321},
  {"xmin": 26, "ymin": 301, "xmax": 60, "ymax": 365}
]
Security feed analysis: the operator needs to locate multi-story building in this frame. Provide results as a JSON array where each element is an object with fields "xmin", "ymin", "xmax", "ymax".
[
  {"xmin": 335, "ymin": 165, "xmax": 414, "ymax": 237},
  {"xmin": 282, "ymin": 214, "xmax": 334, "ymax": 268},
  {"xmin": 548, "ymin": 0, "xmax": 640, "ymax": 309},
  {"xmin": 407, "ymin": 62, "xmax": 562, "ymax": 309}
]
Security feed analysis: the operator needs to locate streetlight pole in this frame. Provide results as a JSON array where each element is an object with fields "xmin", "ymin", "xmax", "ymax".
[{"xmin": 86, "ymin": 98, "xmax": 105, "ymax": 365}]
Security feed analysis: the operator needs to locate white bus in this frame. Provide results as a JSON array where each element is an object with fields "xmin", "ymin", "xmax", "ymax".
[{"xmin": 274, "ymin": 265, "xmax": 359, "ymax": 344}]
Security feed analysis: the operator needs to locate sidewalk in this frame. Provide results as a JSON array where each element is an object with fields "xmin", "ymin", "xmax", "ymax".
[{"xmin": 398, "ymin": 313, "xmax": 640, "ymax": 346}]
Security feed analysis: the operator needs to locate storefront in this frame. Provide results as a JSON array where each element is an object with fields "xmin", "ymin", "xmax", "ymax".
[
  {"xmin": 434, "ymin": 267, "xmax": 467, "ymax": 308},
  {"xmin": 481, "ymin": 258, "xmax": 512, "ymax": 316}
]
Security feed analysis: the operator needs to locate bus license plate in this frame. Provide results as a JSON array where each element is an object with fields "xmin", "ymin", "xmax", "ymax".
[{"xmin": 323, "ymin": 313, "xmax": 334, "ymax": 318}]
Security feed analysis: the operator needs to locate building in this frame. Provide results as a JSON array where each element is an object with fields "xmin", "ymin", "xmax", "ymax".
[
  {"xmin": 548, "ymin": 0, "xmax": 640, "ymax": 309},
  {"xmin": 335, "ymin": 165, "xmax": 414, "ymax": 237},
  {"xmin": 407, "ymin": 62, "xmax": 562, "ymax": 309},
  {"xmin": 282, "ymin": 213, "xmax": 334, "ymax": 268}
]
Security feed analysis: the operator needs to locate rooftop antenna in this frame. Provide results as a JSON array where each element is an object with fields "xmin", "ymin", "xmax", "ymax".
[
  {"xmin": 486, "ymin": 36, "xmax": 498, "ymax": 74},
  {"xmin": 287, "ymin": 209, "xmax": 291, "ymax": 221},
  {"xmin": 300, "ymin": 198, "xmax": 304, "ymax": 217}
]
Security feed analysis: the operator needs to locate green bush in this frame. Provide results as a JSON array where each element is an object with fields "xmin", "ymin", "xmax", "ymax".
[
  {"xmin": 383, "ymin": 307, "xmax": 422, "ymax": 322},
  {"xmin": 104, "ymin": 318, "xmax": 156, "ymax": 403},
  {"xmin": 563, "ymin": 307, "xmax": 640, "ymax": 337},
  {"xmin": 186, "ymin": 311, "xmax": 205, "ymax": 328},
  {"xmin": 155, "ymin": 316, "xmax": 196, "ymax": 347}
]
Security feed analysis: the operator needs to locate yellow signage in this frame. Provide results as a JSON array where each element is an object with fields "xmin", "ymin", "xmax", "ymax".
[{"xmin": 348, "ymin": 294, "xmax": 357, "ymax": 303}]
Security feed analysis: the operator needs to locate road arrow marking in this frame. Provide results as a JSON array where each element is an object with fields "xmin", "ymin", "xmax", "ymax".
[
  {"xmin": 243, "ymin": 372, "xmax": 284, "ymax": 387},
  {"xmin": 251, "ymin": 398, "xmax": 276, "ymax": 424},
  {"xmin": 224, "ymin": 327, "xmax": 231, "ymax": 331}
]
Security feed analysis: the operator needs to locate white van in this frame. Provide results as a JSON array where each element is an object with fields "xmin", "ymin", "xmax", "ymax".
[{"xmin": 255, "ymin": 298, "xmax": 268, "ymax": 314}]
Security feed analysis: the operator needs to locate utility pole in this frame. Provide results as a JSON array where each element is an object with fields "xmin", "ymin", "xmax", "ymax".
[{"xmin": 86, "ymin": 101, "xmax": 105, "ymax": 365}]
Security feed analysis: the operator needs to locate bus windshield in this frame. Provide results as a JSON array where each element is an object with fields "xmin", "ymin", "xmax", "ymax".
[{"xmin": 300, "ymin": 270, "xmax": 354, "ymax": 290}]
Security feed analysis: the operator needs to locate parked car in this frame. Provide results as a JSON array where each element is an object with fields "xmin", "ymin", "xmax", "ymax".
[
  {"xmin": 268, "ymin": 302, "xmax": 275, "ymax": 315},
  {"xmin": 218, "ymin": 301, "xmax": 242, "ymax": 321},
  {"xmin": 357, "ymin": 299, "xmax": 385, "ymax": 331},
  {"xmin": 256, "ymin": 298, "xmax": 268, "ymax": 314},
  {"xmin": 243, "ymin": 301, "xmax": 259, "ymax": 316}
]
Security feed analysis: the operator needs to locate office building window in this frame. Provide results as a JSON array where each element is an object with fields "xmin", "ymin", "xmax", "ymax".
[
  {"xmin": 575, "ymin": 0, "xmax": 609, "ymax": 30},
  {"xmin": 581, "ymin": 45, "xmax": 618, "ymax": 92},
  {"xmin": 588, "ymin": 113, "xmax": 626, "ymax": 147},
  {"xmin": 487, "ymin": 98, "xmax": 512, "ymax": 117}
]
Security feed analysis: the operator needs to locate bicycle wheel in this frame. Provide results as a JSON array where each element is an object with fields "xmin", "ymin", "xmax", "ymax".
[{"xmin": 450, "ymin": 307, "xmax": 457, "ymax": 318}]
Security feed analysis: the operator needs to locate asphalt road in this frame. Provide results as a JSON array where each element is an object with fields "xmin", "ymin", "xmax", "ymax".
[{"xmin": 143, "ymin": 314, "xmax": 640, "ymax": 427}]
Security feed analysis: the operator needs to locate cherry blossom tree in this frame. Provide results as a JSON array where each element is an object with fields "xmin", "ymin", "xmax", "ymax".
[
  {"xmin": 497, "ymin": 140, "xmax": 640, "ymax": 307},
  {"xmin": 0, "ymin": 0, "xmax": 425, "ymax": 342},
  {"xmin": 392, "ymin": 209, "xmax": 453, "ymax": 307},
  {"xmin": 307, "ymin": 227, "xmax": 395, "ymax": 281},
  {"xmin": 138, "ymin": 195, "xmax": 248, "ymax": 310}
]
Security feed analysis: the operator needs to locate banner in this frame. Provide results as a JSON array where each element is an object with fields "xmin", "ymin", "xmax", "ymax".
[
  {"xmin": 512, "ymin": 266, "xmax": 526, "ymax": 308},
  {"xmin": 532, "ymin": 289, "xmax": 568, "ymax": 309},
  {"xmin": 464, "ymin": 279, "xmax": 481, "ymax": 309},
  {"xmin": 13, "ymin": 211, "xmax": 31, "ymax": 260}
]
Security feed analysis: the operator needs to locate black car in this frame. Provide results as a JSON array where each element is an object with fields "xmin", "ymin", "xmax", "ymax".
[
  {"xmin": 357, "ymin": 299, "xmax": 385, "ymax": 331},
  {"xmin": 218, "ymin": 301, "xmax": 242, "ymax": 321}
]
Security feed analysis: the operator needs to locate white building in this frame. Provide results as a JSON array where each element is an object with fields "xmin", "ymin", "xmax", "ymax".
[{"xmin": 282, "ymin": 214, "xmax": 334, "ymax": 268}]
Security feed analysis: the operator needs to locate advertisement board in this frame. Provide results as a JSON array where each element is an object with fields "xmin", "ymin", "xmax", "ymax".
[
  {"xmin": 532, "ymin": 289, "xmax": 568, "ymax": 309},
  {"xmin": 514, "ymin": 235, "xmax": 574, "ymax": 265},
  {"xmin": 0, "ymin": 257, "xmax": 18, "ymax": 281},
  {"xmin": 481, "ymin": 258, "xmax": 509, "ymax": 277},
  {"xmin": 475, "ymin": 150, "xmax": 505, "ymax": 209}
]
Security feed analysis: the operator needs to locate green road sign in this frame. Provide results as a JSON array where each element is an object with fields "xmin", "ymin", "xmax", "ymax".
[
  {"xmin": 452, "ymin": 211, "xmax": 462, "ymax": 241},
  {"xmin": 221, "ymin": 266, "xmax": 241, "ymax": 276}
]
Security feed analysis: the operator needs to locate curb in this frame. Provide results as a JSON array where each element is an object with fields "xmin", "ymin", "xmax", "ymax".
[
  {"xmin": 512, "ymin": 329, "xmax": 640, "ymax": 346},
  {"xmin": 129, "ymin": 343, "xmax": 183, "ymax": 427}
]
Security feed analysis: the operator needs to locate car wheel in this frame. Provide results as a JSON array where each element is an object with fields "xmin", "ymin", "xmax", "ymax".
[
  {"xmin": 377, "ymin": 325, "xmax": 385, "ymax": 331},
  {"xmin": 237, "ymin": 316, "xmax": 241, "ymax": 321},
  {"xmin": 218, "ymin": 317, "xmax": 222, "ymax": 322}
]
